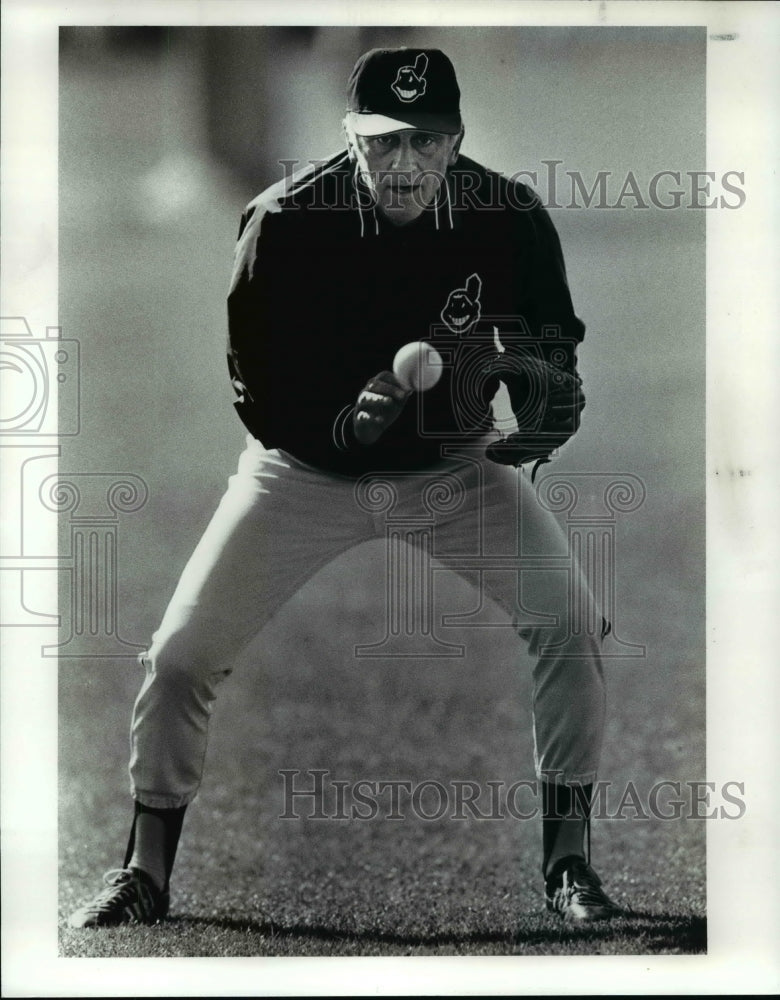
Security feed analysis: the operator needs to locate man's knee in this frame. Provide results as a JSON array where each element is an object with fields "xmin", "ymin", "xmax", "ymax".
[{"xmin": 139, "ymin": 629, "xmax": 230, "ymax": 690}]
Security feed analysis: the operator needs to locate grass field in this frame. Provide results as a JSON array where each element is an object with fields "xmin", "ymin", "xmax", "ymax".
[
  {"xmin": 56, "ymin": 31, "xmax": 706, "ymax": 960},
  {"xmin": 59, "ymin": 552, "xmax": 706, "ymax": 958}
]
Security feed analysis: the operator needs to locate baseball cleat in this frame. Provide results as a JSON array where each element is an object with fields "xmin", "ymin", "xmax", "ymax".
[
  {"xmin": 67, "ymin": 867, "xmax": 169, "ymax": 928},
  {"xmin": 545, "ymin": 857, "xmax": 624, "ymax": 923}
]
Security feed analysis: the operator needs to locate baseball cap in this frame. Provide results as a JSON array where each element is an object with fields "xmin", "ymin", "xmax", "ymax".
[{"xmin": 345, "ymin": 47, "xmax": 462, "ymax": 136}]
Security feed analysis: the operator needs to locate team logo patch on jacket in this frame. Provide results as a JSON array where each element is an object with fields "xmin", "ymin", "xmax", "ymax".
[
  {"xmin": 391, "ymin": 53, "xmax": 428, "ymax": 103},
  {"xmin": 441, "ymin": 273, "xmax": 482, "ymax": 332}
]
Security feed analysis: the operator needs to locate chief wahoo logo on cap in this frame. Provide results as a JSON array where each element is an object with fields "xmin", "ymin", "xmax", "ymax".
[{"xmin": 391, "ymin": 52, "xmax": 428, "ymax": 102}]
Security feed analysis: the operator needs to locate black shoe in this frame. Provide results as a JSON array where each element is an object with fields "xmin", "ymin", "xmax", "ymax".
[
  {"xmin": 545, "ymin": 857, "xmax": 623, "ymax": 923},
  {"xmin": 68, "ymin": 867, "xmax": 169, "ymax": 928}
]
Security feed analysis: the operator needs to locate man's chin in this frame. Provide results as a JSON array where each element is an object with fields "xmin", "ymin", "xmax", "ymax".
[
  {"xmin": 378, "ymin": 203, "xmax": 425, "ymax": 227},
  {"xmin": 377, "ymin": 190, "xmax": 433, "ymax": 226}
]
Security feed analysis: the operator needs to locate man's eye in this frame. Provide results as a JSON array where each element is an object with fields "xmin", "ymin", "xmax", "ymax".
[
  {"xmin": 414, "ymin": 134, "xmax": 437, "ymax": 149},
  {"xmin": 373, "ymin": 135, "xmax": 396, "ymax": 148}
]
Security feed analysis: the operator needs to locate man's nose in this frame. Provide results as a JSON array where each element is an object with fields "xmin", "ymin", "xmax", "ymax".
[{"xmin": 389, "ymin": 137, "xmax": 418, "ymax": 173}]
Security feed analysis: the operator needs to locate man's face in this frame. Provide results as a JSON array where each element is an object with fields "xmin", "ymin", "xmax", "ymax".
[{"xmin": 349, "ymin": 128, "xmax": 462, "ymax": 226}]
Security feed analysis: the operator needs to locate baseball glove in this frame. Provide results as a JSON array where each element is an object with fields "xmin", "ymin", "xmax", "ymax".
[{"xmin": 484, "ymin": 353, "xmax": 585, "ymax": 479}]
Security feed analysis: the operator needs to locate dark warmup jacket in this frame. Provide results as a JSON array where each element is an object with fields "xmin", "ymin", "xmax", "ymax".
[{"xmin": 227, "ymin": 151, "xmax": 586, "ymax": 478}]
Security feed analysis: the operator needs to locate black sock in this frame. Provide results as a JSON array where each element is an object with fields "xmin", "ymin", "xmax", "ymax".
[
  {"xmin": 124, "ymin": 801, "xmax": 187, "ymax": 892},
  {"xmin": 541, "ymin": 780, "xmax": 593, "ymax": 879}
]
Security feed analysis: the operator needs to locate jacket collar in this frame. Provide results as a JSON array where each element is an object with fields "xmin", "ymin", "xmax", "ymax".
[{"xmin": 352, "ymin": 163, "xmax": 456, "ymax": 237}]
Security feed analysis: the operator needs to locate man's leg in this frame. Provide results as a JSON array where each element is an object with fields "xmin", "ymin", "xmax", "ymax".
[
  {"xmin": 68, "ymin": 440, "xmax": 373, "ymax": 927},
  {"xmin": 421, "ymin": 451, "xmax": 621, "ymax": 922}
]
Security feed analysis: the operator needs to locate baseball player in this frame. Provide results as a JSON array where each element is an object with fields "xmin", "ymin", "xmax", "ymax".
[{"xmin": 69, "ymin": 47, "xmax": 623, "ymax": 929}]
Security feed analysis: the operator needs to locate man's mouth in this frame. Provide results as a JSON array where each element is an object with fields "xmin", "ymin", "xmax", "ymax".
[{"xmin": 389, "ymin": 181, "xmax": 421, "ymax": 195}]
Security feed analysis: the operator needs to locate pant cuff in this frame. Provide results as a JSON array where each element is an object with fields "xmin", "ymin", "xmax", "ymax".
[
  {"xmin": 131, "ymin": 789, "xmax": 197, "ymax": 809},
  {"xmin": 535, "ymin": 769, "xmax": 598, "ymax": 786}
]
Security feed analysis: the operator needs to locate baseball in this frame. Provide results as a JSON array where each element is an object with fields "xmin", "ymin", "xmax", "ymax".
[{"xmin": 392, "ymin": 341, "xmax": 443, "ymax": 392}]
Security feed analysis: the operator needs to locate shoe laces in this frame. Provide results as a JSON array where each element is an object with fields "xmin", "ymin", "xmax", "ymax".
[
  {"xmin": 83, "ymin": 868, "xmax": 155, "ymax": 916},
  {"xmin": 562, "ymin": 861, "xmax": 620, "ymax": 910}
]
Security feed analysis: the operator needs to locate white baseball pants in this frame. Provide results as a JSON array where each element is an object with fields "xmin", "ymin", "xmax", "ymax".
[{"xmin": 130, "ymin": 436, "xmax": 606, "ymax": 808}]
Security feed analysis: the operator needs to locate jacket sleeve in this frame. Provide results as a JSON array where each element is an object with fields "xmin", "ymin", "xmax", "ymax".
[
  {"xmin": 226, "ymin": 203, "xmax": 268, "ymax": 438},
  {"xmin": 225, "ymin": 202, "xmax": 364, "ymax": 454},
  {"xmin": 501, "ymin": 191, "xmax": 586, "ymax": 427}
]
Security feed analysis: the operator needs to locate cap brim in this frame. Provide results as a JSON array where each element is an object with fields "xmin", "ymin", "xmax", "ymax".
[{"xmin": 346, "ymin": 111, "xmax": 462, "ymax": 136}]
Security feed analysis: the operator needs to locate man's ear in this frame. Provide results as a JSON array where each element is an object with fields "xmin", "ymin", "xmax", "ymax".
[
  {"xmin": 449, "ymin": 125, "xmax": 465, "ymax": 165},
  {"xmin": 343, "ymin": 119, "xmax": 357, "ymax": 161}
]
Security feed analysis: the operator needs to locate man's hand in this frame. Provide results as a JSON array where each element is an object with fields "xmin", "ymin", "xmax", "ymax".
[
  {"xmin": 544, "ymin": 367, "xmax": 586, "ymax": 435},
  {"xmin": 353, "ymin": 370, "xmax": 412, "ymax": 445},
  {"xmin": 485, "ymin": 356, "xmax": 586, "ymax": 474}
]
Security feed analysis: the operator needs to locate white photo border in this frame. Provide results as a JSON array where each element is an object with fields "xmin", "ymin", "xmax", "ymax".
[{"xmin": 1, "ymin": 0, "xmax": 778, "ymax": 996}]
